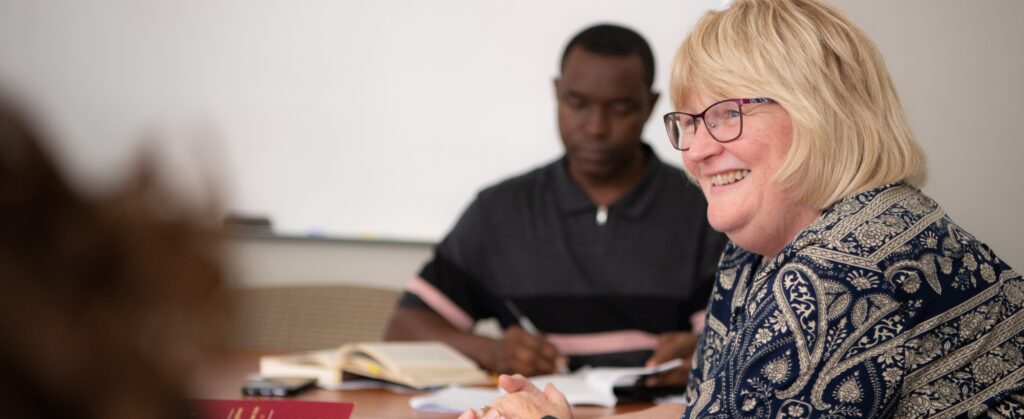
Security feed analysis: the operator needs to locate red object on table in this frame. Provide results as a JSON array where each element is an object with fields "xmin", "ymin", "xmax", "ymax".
[{"xmin": 193, "ymin": 398, "xmax": 354, "ymax": 419}]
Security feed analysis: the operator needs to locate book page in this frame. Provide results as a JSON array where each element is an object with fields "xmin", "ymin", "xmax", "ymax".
[
  {"xmin": 530, "ymin": 368, "xmax": 621, "ymax": 407},
  {"xmin": 340, "ymin": 342, "xmax": 488, "ymax": 389},
  {"xmin": 529, "ymin": 359, "xmax": 684, "ymax": 407},
  {"xmin": 409, "ymin": 386, "xmax": 503, "ymax": 413},
  {"xmin": 349, "ymin": 342, "xmax": 479, "ymax": 368},
  {"xmin": 259, "ymin": 348, "xmax": 344, "ymax": 388}
]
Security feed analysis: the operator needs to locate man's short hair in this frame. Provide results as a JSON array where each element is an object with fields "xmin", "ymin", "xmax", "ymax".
[
  {"xmin": 560, "ymin": 24, "xmax": 656, "ymax": 89},
  {"xmin": 670, "ymin": 0, "xmax": 927, "ymax": 209}
]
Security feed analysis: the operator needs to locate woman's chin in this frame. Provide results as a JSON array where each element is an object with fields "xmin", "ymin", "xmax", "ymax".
[
  {"xmin": 708, "ymin": 215, "xmax": 741, "ymax": 238},
  {"xmin": 706, "ymin": 207, "xmax": 743, "ymax": 234}
]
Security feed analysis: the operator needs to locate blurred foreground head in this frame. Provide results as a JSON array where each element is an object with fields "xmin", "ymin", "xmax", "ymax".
[{"xmin": 0, "ymin": 97, "xmax": 226, "ymax": 418}]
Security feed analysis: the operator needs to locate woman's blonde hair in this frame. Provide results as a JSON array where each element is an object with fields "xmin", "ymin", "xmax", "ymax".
[{"xmin": 670, "ymin": 0, "xmax": 927, "ymax": 209}]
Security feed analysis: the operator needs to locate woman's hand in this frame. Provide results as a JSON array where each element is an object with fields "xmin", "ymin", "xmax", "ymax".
[{"xmin": 458, "ymin": 374, "xmax": 573, "ymax": 419}]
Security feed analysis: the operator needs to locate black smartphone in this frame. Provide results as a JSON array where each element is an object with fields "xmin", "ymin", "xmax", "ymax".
[{"xmin": 241, "ymin": 376, "xmax": 317, "ymax": 397}]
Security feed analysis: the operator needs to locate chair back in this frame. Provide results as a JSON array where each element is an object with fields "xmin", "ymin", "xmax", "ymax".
[{"xmin": 224, "ymin": 285, "xmax": 400, "ymax": 351}]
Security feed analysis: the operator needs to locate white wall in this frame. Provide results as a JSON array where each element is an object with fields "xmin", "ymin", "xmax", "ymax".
[
  {"xmin": 0, "ymin": 0, "xmax": 717, "ymax": 242},
  {"xmin": 1, "ymin": 0, "xmax": 1021, "ymax": 288},
  {"xmin": 227, "ymin": 235, "xmax": 431, "ymax": 289},
  {"xmin": 833, "ymin": 0, "xmax": 1024, "ymax": 267}
]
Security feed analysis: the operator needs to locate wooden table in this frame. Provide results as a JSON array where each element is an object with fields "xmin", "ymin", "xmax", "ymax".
[{"xmin": 191, "ymin": 351, "xmax": 654, "ymax": 419}]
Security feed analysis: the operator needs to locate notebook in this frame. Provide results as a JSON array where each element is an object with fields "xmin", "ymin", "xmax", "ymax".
[{"xmin": 259, "ymin": 341, "xmax": 490, "ymax": 390}]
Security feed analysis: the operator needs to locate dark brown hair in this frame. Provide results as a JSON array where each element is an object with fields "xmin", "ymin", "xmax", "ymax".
[{"xmin": 0, "ymin": 97, "xmax": 226, "ymax": 418}]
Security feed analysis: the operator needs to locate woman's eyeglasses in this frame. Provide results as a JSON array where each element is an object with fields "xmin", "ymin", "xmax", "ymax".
[{"xmin": 663, "ymin": 98, "xmax": 774, "ymax": 151}]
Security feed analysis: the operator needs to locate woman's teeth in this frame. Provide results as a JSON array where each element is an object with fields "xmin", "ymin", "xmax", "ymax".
[{"xmin": 710, "ymin": 170, "xmax": 750, "ymax": 186}]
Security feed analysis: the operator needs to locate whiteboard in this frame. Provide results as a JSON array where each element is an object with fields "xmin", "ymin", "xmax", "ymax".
[
  {"xmin": 1, "ymin": 0, "xmax": 1022, "ymax": 269},
  {"xmin": 0, "ymin": 0, "xmax": 718, "ymax": 242}
]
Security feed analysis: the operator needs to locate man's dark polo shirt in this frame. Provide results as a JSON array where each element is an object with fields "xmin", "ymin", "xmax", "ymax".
[{"xmin": 399, "ymin": 144, "xmax": 727, "ymax": 368}]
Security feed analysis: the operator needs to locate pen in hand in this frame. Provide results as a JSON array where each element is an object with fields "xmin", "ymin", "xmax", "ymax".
[
  {"xmin": 504, "ymin": 299, "xmax": 569, "ymax": 373},
  {"xmin": 504, "ymin": 299, "xmax": 540, "ymax": 335}
]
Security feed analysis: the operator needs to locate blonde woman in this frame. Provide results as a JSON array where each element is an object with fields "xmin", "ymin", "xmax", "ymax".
[{"xmin": 464, "ymin": 0, "xmax": 1024, "ymax": 417}]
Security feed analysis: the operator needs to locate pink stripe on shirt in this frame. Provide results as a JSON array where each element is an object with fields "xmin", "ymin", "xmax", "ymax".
[
  {"xmin": 407, "ymin": 278, "xmax": 702, "ymax": 357},
  {"xmin": 406, "ymin": 276, "xmax": 475, "ymax": 331},
  {"xmin": 546, "ymin": 330, "xmax": 659, "ymax": 356}
]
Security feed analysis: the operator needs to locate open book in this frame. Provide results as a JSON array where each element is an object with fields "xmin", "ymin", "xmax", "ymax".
[{"xmin": 259, "ymin": 341, "xmax": 490, "ymax": 390}]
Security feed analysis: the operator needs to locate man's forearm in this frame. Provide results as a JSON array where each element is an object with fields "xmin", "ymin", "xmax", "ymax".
[{"xmin": 384, "ymin": 307, "xmax": 500, "ymax": 370}]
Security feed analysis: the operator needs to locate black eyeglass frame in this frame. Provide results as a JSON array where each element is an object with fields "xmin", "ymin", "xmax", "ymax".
[{"xmin": 663, "ymin": 97, "xmax": 775, "ymax": 151}]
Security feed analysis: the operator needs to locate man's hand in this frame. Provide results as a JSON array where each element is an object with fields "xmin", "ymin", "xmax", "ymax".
[
  {"xmin": 384, "ymin": 308, "xmax": 566, "ymax": 376},
  {"xmin": 640, "ymin": 331, "xmax": 698, "ymax": 387},
  {"xmin": 491, "ymin": 326, "xmax": 563, "ymax": 376}
]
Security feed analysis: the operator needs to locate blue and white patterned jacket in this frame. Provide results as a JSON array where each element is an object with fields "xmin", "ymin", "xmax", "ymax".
[{"xmin": 684, "ymin": 183, "xmax": 1024, "ymax": 418}]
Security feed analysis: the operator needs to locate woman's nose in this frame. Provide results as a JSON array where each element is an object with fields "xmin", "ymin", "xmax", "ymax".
[{"xmin": 683, "ymin": 119, "xmax": 723, "ymax": 163}]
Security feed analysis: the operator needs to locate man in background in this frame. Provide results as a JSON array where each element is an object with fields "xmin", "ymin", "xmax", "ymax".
[{"xmin": 385, "ymin": 24, "xmax": 725, "ymax": 384}]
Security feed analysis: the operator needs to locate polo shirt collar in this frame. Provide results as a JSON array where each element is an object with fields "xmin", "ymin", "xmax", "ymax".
[{"xmin": 551, "ymin": 142, "xmax": 665, "ymax": 219}]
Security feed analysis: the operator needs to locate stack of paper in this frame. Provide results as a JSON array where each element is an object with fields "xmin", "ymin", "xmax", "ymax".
[
  {"xmin": 530, "ymin": 359, "xmax": 683, "ymax": 407},
  {"xmin": 409, "ymin": 386, "xmax": 503, "ymax": 413},
  {"xmin": 408, "ymin": 359, "xmax": 683, "ymax": 412}
]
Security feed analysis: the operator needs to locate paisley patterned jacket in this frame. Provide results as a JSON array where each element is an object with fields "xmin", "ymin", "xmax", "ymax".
[{"xmin": 684, "ymin": 183, "xmax": 1024, "ymax": 418}]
